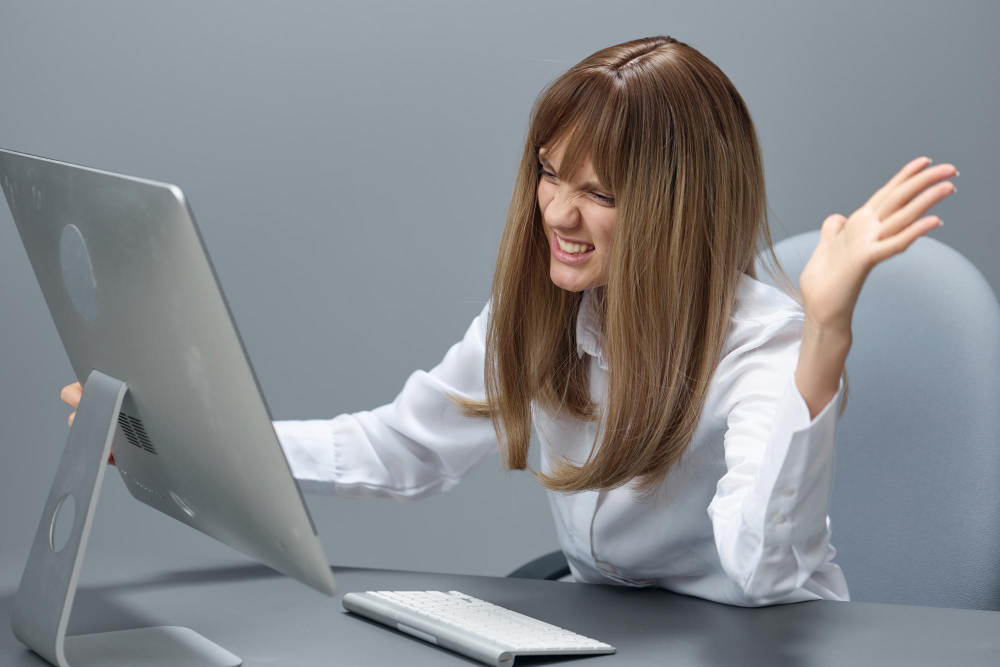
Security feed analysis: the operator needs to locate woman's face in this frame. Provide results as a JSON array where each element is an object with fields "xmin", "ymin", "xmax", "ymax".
[{"xmin": 537, "ymin": 141, "xmax": 616, "ymax": 293}]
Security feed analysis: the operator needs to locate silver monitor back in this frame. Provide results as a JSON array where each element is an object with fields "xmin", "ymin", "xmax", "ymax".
[{"xmin": 1, "ymin": 147, "xmax": 336, "ymax": 596}]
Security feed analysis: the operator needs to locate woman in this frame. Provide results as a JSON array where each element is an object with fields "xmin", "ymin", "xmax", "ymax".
[{"xmin": 60, "ymin": 35, "xmax": 956, "ymax": 607}]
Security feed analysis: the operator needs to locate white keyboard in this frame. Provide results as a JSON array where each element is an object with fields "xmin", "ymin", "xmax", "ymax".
[{"xmin": 342, "ymin": 590, "xmax": 616, "ymax": 666}]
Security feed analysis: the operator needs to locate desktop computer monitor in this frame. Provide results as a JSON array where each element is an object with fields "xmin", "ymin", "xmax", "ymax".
[{"xmin": 1, "ymin": 147, "xmax": 336, "ymax": 666}]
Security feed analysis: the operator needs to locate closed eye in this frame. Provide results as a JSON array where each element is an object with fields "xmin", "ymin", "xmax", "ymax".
[{"xmin": 537, "ymin": 166, "xmax": 615, "ymax": 206}]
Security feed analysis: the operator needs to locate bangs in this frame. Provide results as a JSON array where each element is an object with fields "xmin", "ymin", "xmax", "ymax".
[{"xmin": 528, "ymin": 73, "xmax": 629, "ymax": 197}]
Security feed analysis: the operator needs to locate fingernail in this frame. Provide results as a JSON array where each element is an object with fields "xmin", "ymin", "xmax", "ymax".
[
  {"xmin": 937, "ymin": 219, "xmax": 944, "ymax": 227},
  {"xmin": 955, "ymin": 170, "xmax": 960, "ymax": 177}
]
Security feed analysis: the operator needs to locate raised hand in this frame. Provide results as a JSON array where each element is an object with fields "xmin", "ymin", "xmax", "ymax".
[{"xmin": 798, "ymin": 157, "xmax": 958, "ymax": 331}]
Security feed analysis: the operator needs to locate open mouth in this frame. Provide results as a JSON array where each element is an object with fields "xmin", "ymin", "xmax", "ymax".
[{"xmin": 551, "ymin": 233, "xmax": 596, "ymax": 264}]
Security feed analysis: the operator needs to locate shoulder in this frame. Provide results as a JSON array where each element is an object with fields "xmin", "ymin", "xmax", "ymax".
[
  {"xmin": 724, "ymin": 273, "xmax": 805, "ymax": 362},
  {"xmin": 710, "ymin": 275, "xmax": 807, "ymax": 412}
]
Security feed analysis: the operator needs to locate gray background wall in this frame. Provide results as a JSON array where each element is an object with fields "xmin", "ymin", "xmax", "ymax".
[{"xmin": 0, "ymin": 0, "xmax": 995, "ymax": 595}]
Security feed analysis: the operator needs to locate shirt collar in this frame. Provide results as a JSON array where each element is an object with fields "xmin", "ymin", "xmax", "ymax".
[{"xmin": 575, "ymin": 288, "xmax": 608, "ymax": 370}]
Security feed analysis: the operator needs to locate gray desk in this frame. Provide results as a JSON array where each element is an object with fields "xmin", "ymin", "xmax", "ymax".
[{"xmin": 2, "ymin": 557, "xmax": 999, "ymax": 666}]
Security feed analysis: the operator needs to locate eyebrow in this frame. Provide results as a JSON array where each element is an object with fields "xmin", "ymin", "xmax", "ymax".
[{"xmin": 537, "ymin": 151, "xmax": 608, "ymax": 193}]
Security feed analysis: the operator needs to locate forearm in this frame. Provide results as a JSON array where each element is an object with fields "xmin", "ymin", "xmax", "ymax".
[{"xmin": 794, "ymin": 315, "xmax": 852, "ymax": 420}]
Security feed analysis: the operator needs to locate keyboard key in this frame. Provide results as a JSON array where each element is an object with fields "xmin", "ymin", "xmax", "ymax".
[{"xmin": 343, "ymin": 590, "xmax": 615, "ymax": 666}]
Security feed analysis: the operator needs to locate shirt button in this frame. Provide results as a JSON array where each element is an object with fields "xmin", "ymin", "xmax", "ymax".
[
  {"xmin": 774, "ymin": 513, "xmax": 787, "ymax": 525},
  {"xmin": 781, "ymin": 488, "xmax": 795, "ymax": 497}
]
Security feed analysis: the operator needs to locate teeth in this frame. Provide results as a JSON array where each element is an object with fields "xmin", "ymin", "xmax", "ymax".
[{"xmin": 557, "ymin": 236, "xmax": 594, "ymax": 254}]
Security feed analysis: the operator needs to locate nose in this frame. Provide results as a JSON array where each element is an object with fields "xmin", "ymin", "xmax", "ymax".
[{"xmin": 543, "ymin": 185, "xmax": 585, "ymax": 225}]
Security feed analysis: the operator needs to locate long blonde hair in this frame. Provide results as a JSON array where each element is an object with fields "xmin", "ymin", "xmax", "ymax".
[{"xmin": 447, "ymin": 35, "xmax": 849, "ymax": 501}]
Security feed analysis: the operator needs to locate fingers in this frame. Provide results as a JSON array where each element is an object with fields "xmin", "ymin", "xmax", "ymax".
[
  {"xmin": 63, "ymin": 381, "xmax": 112, "ymax": 463},
  {"xmin": 818, "ymin": 213, "xmax": 847, "ymax": 245},
  {"xmin": 864, "ymin": 157, "xmax": 931, "ymax": 211},
  {"xmin": 872, "ymin": 215, "xmax": 941, "ymax": 264},
  {"xmin": 878, "ymin": 180, "xmax": 955, "ymax": 241},
  {"xmin": 63, "ymin": 381, "xmax": 82, "ymax": 429},
  {"xmin": 61, "ymin": 382, "xmax": 83, "ymax": 408},
  {"xmin": 875, "ymin": 163, "xmax": 958, "ymax": 222},
  {"xmin": 64, "ymin": 381, "xmax": 113, "ymax": 466}
]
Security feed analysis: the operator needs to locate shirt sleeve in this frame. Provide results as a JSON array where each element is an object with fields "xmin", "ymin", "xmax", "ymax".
[
  {"xmin": 706, "ymin": 313, "xmax": 846, "ymax": 606},
  {"xmin": 271, "ymin": 299, "xmax": 499, "ymax": 501}
]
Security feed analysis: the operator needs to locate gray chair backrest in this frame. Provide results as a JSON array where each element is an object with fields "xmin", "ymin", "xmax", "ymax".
[{"xmin": 759, "ymin": 231, "xmax": 1000, "ymax": 611}]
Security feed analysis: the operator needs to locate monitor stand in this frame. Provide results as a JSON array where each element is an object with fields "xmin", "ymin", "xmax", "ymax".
[{"xmin": 10, "ymin": 369, "xmax": 241, "ymax": 667}]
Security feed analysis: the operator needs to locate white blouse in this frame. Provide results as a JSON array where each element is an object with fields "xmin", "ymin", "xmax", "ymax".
[{"xmin": 273, "ymin": 272, "xmax": 849, "ymax": 607}]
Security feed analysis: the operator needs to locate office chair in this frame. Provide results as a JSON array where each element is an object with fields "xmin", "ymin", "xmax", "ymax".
[
  {"xmin": 508, "ymin": 230, "xmax": 1000, "ymax": 612},
  {"xmin": 506, "ymin": 549, "xmax": 570, "ymax": 581}
]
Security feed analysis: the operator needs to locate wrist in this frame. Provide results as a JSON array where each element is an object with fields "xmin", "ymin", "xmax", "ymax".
[{"xmin": 803, "ymin": 313, "xmax": 853, "ymax": 346}]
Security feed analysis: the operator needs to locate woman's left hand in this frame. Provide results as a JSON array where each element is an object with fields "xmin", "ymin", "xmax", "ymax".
[{"xmin": 798, "ymin": 156, "xmax": 958, "ymax": 332}]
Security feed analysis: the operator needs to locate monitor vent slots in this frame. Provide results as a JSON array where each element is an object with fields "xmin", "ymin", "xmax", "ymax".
[{"xmin": 117, "ymin": 412, "xmax": 158, "ymax": 455}]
